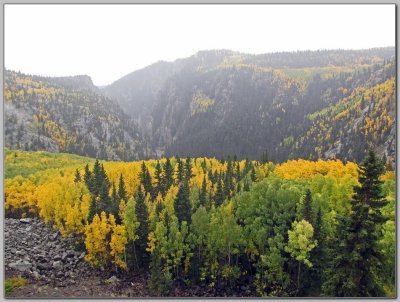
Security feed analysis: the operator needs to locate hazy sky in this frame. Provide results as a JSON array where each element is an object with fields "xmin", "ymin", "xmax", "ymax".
[{"xmin": 5, "ymin": 4, "xmax": 395, "ymax": 86}]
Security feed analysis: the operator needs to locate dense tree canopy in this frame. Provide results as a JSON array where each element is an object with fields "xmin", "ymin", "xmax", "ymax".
[{"xmin": 4, "ymin": 148, "xmax": 395, "ymax": 297}]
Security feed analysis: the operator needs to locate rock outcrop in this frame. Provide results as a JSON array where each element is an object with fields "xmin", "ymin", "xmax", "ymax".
[{"xmin": 5, "ymin": 218, "xmax": 92, "ymax": 285}]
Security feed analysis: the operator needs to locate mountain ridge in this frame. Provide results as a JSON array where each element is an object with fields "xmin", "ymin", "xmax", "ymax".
[
  {"xmin": 4, "ymin": 46, "xmax": 396, "ymax": 163},
  {"xmin": 101, "ymin": 47, "xmax": 395, "ymax": 163}
]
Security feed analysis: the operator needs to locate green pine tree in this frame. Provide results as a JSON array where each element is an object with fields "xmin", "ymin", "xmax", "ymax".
[
  {"xmin": 322, "ymin": 149, "xmax": 388, "ymax": 297},
  {"xmin": 163, "ymin": 158, "xmax": 174, "ymax": 191},
  {"xmin": 302, "ymin": 189, "xmax": 313, "ymax": 223},
  {"xmin": 185, "ymin": 157, "xmax": 194, "ymax": 180},
  {"xmin": 243, "ymin": 177, "xmax": 250, "ymax": 192},
  {"xmin": 214, "ymin": 176, "xmax": 225, "ymax": 207},
  {"xmin": 174, "ymin": 179, "xmax": 192, "ymax": 225},
  {"xmin": 74, "ymin": 169, "xmax": 81, "ymax": 183},
  {"xmin": 110, "ymin": 182, "xmax": 120, "ymax": 221},
  {"xmin": 199, "ymin": 175, "xmax": 207, "ymax": 208},
  {"xmin": 140, "ymin": 162, "xmax": 153, "ymax": 198},
  {"xmin": 118, "ymin": 173, "xmax": 127, "ymax": 202},
  {"xmin": 250, "ymin": 166, "xmax": 257, "ymax": 182},
  {"xmin": 176, "ymin": 157, "xmax": 184, "ymax": 184},
  {"xmin": 154, "ymin": 160, "xmax": 164, "ymax": 196},
  {"xmin": 135, "ymin": 185, "xmax": 149, "ymax": 268}
]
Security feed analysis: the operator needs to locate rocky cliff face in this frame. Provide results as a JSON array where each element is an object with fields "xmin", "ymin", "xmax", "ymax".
[
  {"xmin": 102, "ymin": 48, "xmax": 396, "ymax": 163},
  {"xmin": 5, "ymin": 48, "xmax": 396, "ymax": 163},
  {"xmin": 4, "ymin": 70, "xmax": 153, "ymax": 161}
]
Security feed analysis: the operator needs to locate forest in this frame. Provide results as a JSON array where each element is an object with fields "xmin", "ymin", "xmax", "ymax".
[
  {"xmin": 4, "ymin": 148, "xmax": 395, "ymax": 297},
  {"xmin": 4, "ymin": 71, "xmax": 150, "ymax": 161},
  {"xmin": 4, "ymin": 47, "xmax": 396, "ymax": 164}
]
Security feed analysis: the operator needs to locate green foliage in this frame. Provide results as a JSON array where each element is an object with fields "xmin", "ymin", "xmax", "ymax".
[
  {"xmin": 140, "ymin": 162, "xmax": 153, "ymax": 198},
  {"xmin": 163, "ymin": 158, "xmax": 174, "ymax": 191},
  {"xmin": 4, "ymin": 70, "xmax": 147, "ymax": 161},
  {"xmin": 4, "ymin": 277, "xmax": 28, "ymax": 296},
  {"xmin": 5, "ymin": 148, "xmax": 94, "ymax": 180},
  {"xmin": 174, "ymin": 179, "xmax": 192, "ymax": 225},
  {"xmin": 118, "ymin": 173, "xmax": 127, "ymax": 202},
  {"xmin": 285, "ymin": 220, "xmax": 316, "ymax": 268},
  {"xmin": 191, "ymin": 91, "xmax": 215, "ymax": 115},
  {"xmin": 285, "ymin": 220, "xmax": 316, "ymax": 296},
  {"xmin": 4, "ymin": 149, "xmax": 396, "ymax": 297},
  {"xmin": 322, "ymin": 149, "xmax": 389, "ymax": 297},
  {"xmin": 302, "ymin": 189, "xmax": 313, "ymax": 222},
  {"xmin": 135, "ymin": 186, "xmax": 149, "ymax": 268},
  {"xmin": 124, "ymin": 197, "xmax": 139, "ymax": 242}
]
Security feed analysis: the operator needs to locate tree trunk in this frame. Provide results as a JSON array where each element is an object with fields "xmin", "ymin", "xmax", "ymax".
[
  {"xmin": 228, "ymin": 243, "xmax": 231, "ymax": 266},
  {"xmin": 297, "ymin": 262, "xmax": 301, "ymax": 296},
  {"xmin": 133, "ymin": 243, "xmax": 139, "ymax": 271},
  {"xmin": 198, "ymin": 245, "xmax": 201, "ymax": 279}
]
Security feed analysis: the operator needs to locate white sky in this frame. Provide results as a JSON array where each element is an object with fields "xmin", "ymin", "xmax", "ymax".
[{"xmin": 5, "ymin": 4, "xmax": 395, "ymax": 86}]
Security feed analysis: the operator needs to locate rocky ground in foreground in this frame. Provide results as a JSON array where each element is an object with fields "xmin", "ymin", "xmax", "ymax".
[
  {"xmin": 4, "ymin": 218, "xmax": 255, "ymax": 298},
  {"xmin": 4, "ymin": 218, "xmax": 149, "ymax": 298}
]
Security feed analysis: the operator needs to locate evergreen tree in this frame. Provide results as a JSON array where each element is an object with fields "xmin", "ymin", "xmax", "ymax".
[
  {"xmin": 198, "ymin": 175, "xmax": 207, "ymax": 208},
  {"xmin": 185, "ymin": 157, "xmax": 194, "ymax": 180},
  {"xmin": 135, "ymin": 185, "xmax": 149, "ymax": 267},
  {"xmin": 110, "ymin": 183, "xmax": 120, "ymax": 221},
  {"xmin": 98, "ymin": 180, "xmax": 111, "ymax": 213},
  {"xmin": 140, "ymin": 162, "xmax": 153, "ymax": 198},
  {"xmin": 154, "ymin": 160, "xmax": 164, "ymax": 196},
  {"xmin": 92, "ymin": 159, "xmax": 102, "ymax": 196},
  {"xmin": 243, "ymin": 177, "xmax": 250, "ymax": 192},
  {"xmin": 87, "ymin": 195, "xmax": 97, "ymax": 223},
  {"xmin": 84, "ymin": 163, "xmax": 93, "ymax": 193},
  {"xmin": 201, "ymin": 158, "xmax": 207, "ymax": 173},
  {"xmin": 207, "ymin": 169, "xmax": 214, "ymax": 184},
  {"xmin": 155, "ymin": 200, "xmax": 164, "ymax": 216},
  {"xmin": 149, "ymin": 248, "xmax": 164, "ymax": 295},
  {"xmin": 302, "ymin": 189, "xmax": 313, "ymax": 222},
  {"xmin": 224, "ymin": 160, "xmax": 234, "ymax": 199},
  {"xmin": 74, "ymin": 169, "xmax": 81, "ymax": 183},
  {"xmin": 250, "ymin": 166, "xmax": 257, "ymax": 182},
  {"xmin": 244, "ymin": 158, "xmax": 252, "ymax": 175},
  {"xmin": 163, "ymin": 158, "xmax": 174, "ymax": 191},
  {"xmin": 117, "ymin": 173, "xmax": 127, "ymax": 202},
  {"xmin": 174, "ymin": 179, "xmax": 192, "ymax": 225},
  {"xmin": 214, "ymin": 177, "xmax": 225, "ymax": 207},
  {"xmin": 310, "ymin": 207, "xmax": 326, "ymax": 292},
  {"xmin": 235, "ymin": 162, "xmax": 241, "ymax": 181},
  {"xmin": 176, "ymin": 157, "xmax": 184, "ymax": 184},
  {"xmin": 111, "ymin": 182, "xmax": 118, "ymax": 203},
  {"xmin": 100, "ymin": 164, "xmax": 109, "ymax": 187},
  {"xmin": 237, "ymin": 181, "xmax": 242, "ymax": 193},
  {"xmin": 323, "ymin": 149, "xmax": 388, "ymax": 297}
]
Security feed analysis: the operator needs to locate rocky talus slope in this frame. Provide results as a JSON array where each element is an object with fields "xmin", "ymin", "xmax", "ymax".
[{"xmin": 5, "ymin": 218, "xmax": 91, "ymax": 284}]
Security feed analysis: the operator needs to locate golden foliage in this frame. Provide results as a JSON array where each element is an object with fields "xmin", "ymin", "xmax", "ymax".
[{"xmin": 275, "ymin": 159, "xmax": 358, "ymax": 180}]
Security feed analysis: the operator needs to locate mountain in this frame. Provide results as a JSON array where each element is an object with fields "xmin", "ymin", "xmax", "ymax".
[
  {"xmin": 4, "ymin": 70, "xmax": 152, "ymax": 161},
  {"xmin": 101, "ymin": 47, "xmax": 395, "ymax": 163},
  {"xmin": 5, "ymin": 48, "xmax": 395, "ymax": 163}
]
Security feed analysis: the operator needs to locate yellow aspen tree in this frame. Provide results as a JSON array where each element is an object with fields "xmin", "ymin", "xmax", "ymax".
[
  {"xmin": 84, "ymin": 211, "xmax": 111, "ymax": 267},
  {"xmin": 110, "ymin": 223, "xmax": 128, "ymax": 270}
]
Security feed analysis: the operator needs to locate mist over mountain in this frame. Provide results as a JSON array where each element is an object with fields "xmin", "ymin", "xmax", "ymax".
[
  {"xmin": 5, "ymin": 47, "xmax": 395, "ymax": 163},
  {"xmin": 102, "ymin": 47, "xmax": 396, "ymax": 163}
]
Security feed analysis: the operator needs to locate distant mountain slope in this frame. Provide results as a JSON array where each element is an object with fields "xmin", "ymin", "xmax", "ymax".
[
  {"xmin": 102, "ymin": 47, "xmax": 395, "ymax": 163},
  {"xmin": 4, "ymin": 70, "xmax": 152, "ymax": 161},
  {"xmin": 296, "ymin": 76, "xmax": 395, "ymax": 163}
]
